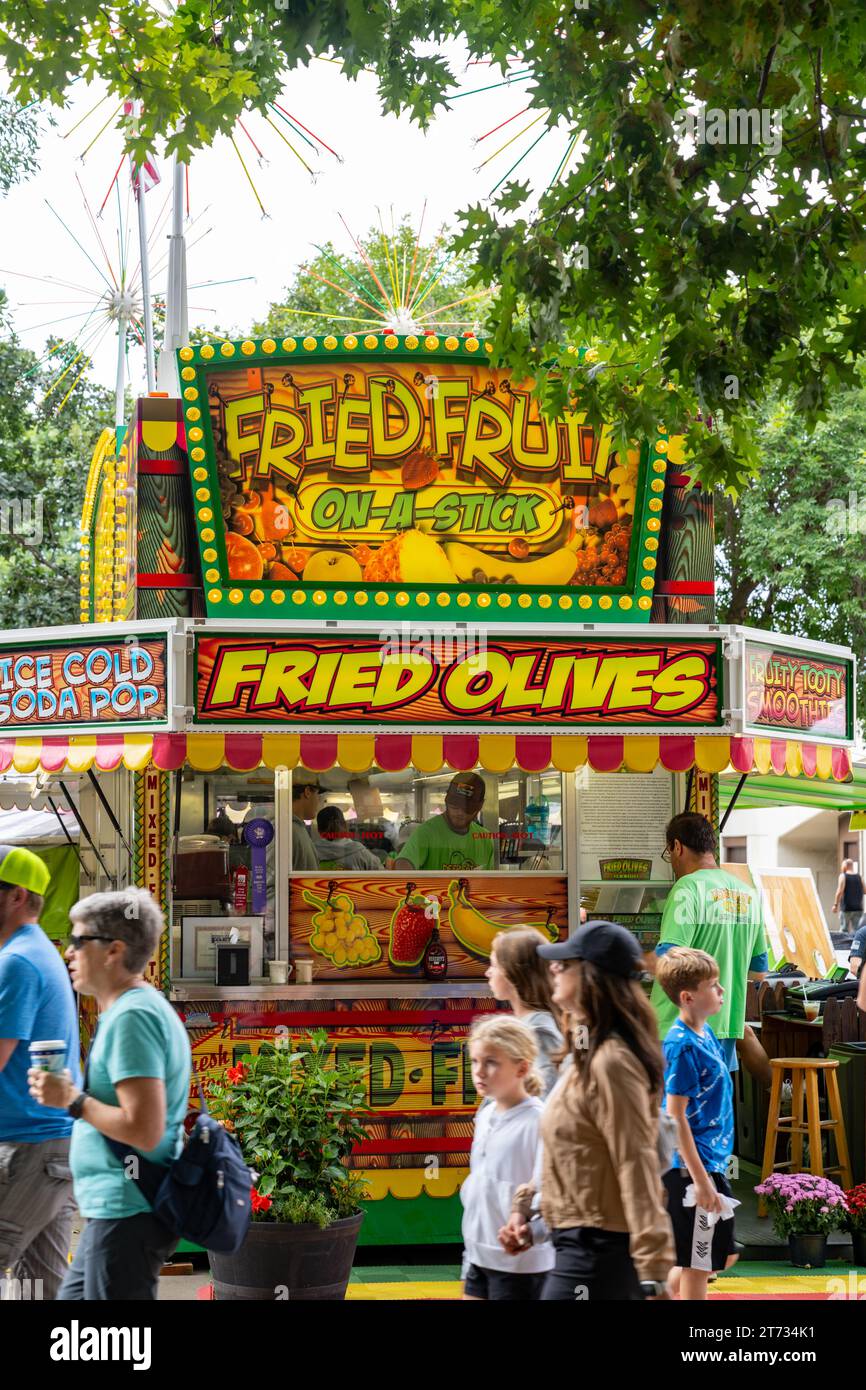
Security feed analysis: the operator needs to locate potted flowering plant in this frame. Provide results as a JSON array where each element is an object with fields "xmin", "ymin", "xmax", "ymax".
[
  {"xmin": 754, "ymin": 1173, "xmax": 849, "ymax": 1267},
  {"xmin": 206, "ymin": 1029, "xmax": 370, "ymax": 1300},
  {"xmin": 842, "ymin": 1183, "xmax": 866, "ymax": 1267}
]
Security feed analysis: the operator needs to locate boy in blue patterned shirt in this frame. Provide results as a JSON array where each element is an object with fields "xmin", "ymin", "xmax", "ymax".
[{"xmin": 656, "ymin": 947, "xmax": 736, "ymax": 1301}]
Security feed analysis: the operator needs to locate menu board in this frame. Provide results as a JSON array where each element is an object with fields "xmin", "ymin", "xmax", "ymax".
[{"xmin": 578, "ymin": 765, "xmax": 675, "ymax": 884}]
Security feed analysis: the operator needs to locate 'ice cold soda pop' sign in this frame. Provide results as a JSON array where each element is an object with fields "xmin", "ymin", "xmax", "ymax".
[{"xmin": 0, "ymin": 638, "xmax": 168, "ymax": 730}]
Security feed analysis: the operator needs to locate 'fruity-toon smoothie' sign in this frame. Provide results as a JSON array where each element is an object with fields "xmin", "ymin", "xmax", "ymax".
[
  {"xmin": 744, "ymin": 643, "xmax": 853, "ymax": 742},
  {"xmin": 195, "ymin": 635, "xmax": 722, "ymax": 729},
  {"xmin": 0, "ymin": 638, "xmax": 167, "ymax": 730}
]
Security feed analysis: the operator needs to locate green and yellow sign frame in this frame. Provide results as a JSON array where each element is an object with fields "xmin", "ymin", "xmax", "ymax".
[{"xmin": 177, "ymin": 335, "xmax": 666, "ymax": 625}]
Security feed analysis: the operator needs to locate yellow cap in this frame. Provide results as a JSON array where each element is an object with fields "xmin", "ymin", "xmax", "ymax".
[{"xmin": 0, "ymin": 845, "xmax": 51, "ymax": 895}]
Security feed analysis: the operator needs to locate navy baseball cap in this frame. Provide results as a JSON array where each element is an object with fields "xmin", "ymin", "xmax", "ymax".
[
  {"xmin": 537, "ymin": 921, "xmax": 644, "ymax": 979},
  {"xmin": 445, "ymin": 773, "xmax": 486, "ymax": 811}
]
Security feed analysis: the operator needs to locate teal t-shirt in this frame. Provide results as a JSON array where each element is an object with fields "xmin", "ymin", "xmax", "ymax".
[
  {"xmin": 399, "ymin": 814, "xmax": 495, "ymax": 871},
  {"xmin": 70, "ymin": 985, "xmax": 192, "ymax": 1219},
  {"xmin": 650, "ymin": 867, "xmax": 768, "ymax": 1043}
]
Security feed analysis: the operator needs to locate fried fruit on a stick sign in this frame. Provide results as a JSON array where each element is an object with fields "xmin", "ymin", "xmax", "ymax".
[{"xmin": 182, "ymin": 338, "xmax": 665, "ymax": 623}]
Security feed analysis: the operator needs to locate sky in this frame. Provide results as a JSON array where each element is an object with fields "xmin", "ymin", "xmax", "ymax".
[{"xmin": 1, "ymin": 50, "xmax": 580, "ymax": 398}]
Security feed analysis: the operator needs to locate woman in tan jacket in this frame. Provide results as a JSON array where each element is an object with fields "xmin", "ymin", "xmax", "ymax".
[{"xmin": 500, "ymin": 921, "xmax": 674, "ymax": 1300}]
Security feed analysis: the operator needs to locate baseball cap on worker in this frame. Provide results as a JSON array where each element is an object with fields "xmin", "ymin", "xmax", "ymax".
[
  {"xmin": 0, "ymin": 844, "xmax": 51, "ymax": 896},
  {"xmin": 445, "ymin": 772, "xmax": 486, "ymax": 812},
  {"xmin": 537, "ymin": 920, "xmax": 644, "ymax": 980}
]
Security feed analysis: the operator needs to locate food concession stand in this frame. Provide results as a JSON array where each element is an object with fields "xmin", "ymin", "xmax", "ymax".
[{"xmin": 0, "ymin": 334, "xmax": 856, "ymax": 1245}]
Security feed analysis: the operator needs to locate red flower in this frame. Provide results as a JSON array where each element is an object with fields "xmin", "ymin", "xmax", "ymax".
[
  {"xmin": 225, "ymin": 1063, "xmax": 248, "ymax": 1084},
  {"xmin": 250, "ymin": 1186, "xmax": 272, "ymax": 1214}
]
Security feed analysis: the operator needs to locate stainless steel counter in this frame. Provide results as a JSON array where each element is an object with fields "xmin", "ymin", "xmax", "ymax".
[{"xmin": 170, "ymin": 981, "xmax": 491, "ymax": 1001}]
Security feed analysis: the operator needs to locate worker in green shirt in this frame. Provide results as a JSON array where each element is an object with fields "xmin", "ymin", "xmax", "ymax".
[
  {"xmin": 648, "ymin": 813, "xmax": 769, "ymax": 1074},
  {"xmin": 395, "ymin": 773, "xmax": 495, "ymax": 872}
]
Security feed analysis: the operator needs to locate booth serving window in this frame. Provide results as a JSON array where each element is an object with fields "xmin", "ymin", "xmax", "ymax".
[
  {"xmin": 170, "ymin": 769, "xmax": 278, "ymax": 980},
  {"xmin": 290, "ymin": 767, "xmax": 565, "ymax": 874}
]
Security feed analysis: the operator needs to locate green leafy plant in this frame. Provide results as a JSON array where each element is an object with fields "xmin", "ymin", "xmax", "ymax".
[
  {"xmin": 207, "ymin": 1030, "xmax": 370, "ymax": 1229},
  {"xmin": 5, "ymin": 4, "xmax": 866, "ymax": 488}
]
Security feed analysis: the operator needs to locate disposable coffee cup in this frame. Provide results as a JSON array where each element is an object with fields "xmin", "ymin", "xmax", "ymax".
[
  {"xmin": 29, "ymin": 1040, "xmax": 68, "ymax": 1074},
  {"xmin": 267, "ymin": 960, "xmax": 291, "ymax": 986}
]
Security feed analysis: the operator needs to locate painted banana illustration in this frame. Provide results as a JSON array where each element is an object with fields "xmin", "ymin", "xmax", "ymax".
[
  {"xmin": 443, "ymin": 542, "xmax": 579, "ymax": 586},
  {"xmin": 446, "ymin": 878, "xmax": 559, "ymax": 960}
]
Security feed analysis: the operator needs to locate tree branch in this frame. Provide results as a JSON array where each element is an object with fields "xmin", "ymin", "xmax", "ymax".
[
  {"xmin": 756, "ymin": 44, "xmax": 777, "ymax": 104},
  {"xmin": 812, "ymin": 45, "xmax": 834, "ymax": 183}
]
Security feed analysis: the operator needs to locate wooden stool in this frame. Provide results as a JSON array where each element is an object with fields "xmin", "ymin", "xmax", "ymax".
[{"xmin": 758, "ymin": 1058, "xmax": 853, "ymax": 1216}]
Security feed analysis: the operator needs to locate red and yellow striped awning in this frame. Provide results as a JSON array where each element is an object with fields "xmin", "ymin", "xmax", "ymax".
[{"xmin": 0, "ymin": 733, "xmax": 852, "ymax": 780}]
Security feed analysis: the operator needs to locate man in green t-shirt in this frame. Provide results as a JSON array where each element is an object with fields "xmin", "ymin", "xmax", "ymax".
[
  {"xmin": 649, "ymin": 812, "xmax": 769, "ymax": 1072},
  {"xmin": 395, "ymin": 773, "xmax": 495, "ymax": 872}
]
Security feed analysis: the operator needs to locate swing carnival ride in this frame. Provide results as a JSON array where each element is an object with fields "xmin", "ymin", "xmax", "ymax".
[
  {"xmin": 444, "ymin": 56, "xmax": 587, "ymax": 203},
  {"xmin": 3, "ymin": 70, "xmax": 345, "ymax": 427}
]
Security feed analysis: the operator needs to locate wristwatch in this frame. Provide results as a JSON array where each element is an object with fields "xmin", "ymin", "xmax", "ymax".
[
  {"xmin": 67, "ymin": 1091, "xmax": 89, "ymax": 1120},
  {"xmin": 639, "ymin": 1279, "xmax": 667, "ymax": 1298}
]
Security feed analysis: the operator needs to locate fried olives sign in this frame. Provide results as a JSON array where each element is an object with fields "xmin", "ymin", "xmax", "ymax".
[{"xmin": 195, "ymin": 635, "xmax": 721, "ymax": 729}]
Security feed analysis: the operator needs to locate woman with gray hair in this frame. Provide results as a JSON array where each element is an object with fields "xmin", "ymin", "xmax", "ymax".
[{"xmin": 29, "ymin": 887, "xmax": 191, "ymax": 1300}]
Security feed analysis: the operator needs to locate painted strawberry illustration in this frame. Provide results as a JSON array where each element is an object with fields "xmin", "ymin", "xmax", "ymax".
[{"xmin": 389, "ymin": 882, "xmax": 435, "ymax": 967}]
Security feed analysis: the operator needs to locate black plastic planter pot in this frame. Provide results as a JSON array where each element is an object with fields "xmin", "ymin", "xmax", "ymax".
[
  {"xmin": 788, "ymin": 1233, "xmax": 828, "ymax": 1268},
  {"xmin": 210, "ymin": 1211, "xmax": 364, "ymax": 1300}
]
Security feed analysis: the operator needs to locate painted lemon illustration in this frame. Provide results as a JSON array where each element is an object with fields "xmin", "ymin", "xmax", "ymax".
[{"xmin": 304, "ymin": 888, "xmax": 380, "ymax": 967}]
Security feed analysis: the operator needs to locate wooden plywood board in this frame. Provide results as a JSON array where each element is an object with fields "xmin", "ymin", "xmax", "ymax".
[
  {"xmin": 750, "ymin": 867, "xmax": 835, "ymax": 979},
  {"xmin": 721, "ymin": 862, "xmax": 756, "ymax": 890}
]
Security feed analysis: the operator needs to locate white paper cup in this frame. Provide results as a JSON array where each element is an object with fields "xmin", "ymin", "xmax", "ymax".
[
  {"xmin": 267, "ymin": 960, "xmax": 291, "ymax": 985},
  {"xmin": 29, "ymin": 1040, "xmax": 68, "ymax": 1074},
  {"xmin": 295, "ymin": 960, "xmax": 314, "ymax": 985}
]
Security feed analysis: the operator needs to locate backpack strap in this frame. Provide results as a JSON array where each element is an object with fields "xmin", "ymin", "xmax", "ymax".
[
  {"xmin": 98, "ymin": 1134, "xmax": 164, "ymax": 1205},
  {"xmin": 83, "ymin": 1024, "xmax": 208, "ymax": 1202},
  {"xmin": 95, "ymin": 1085, "xmax": 211, "ymax": 1204}
]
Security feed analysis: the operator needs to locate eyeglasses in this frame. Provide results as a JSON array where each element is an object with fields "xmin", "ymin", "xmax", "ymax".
[
  {"xmin": 65, "ymin": 934, "xmax": 114, "ymax": 951},
  {"xmin": 661, "ymin": 845, "xmax": 673, "ymax": 863}
]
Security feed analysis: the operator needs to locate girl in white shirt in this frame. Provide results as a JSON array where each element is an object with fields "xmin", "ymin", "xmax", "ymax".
[{"xmin": 461, "ymin": 1016, "xmax": 553, "ymax": 1300}]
